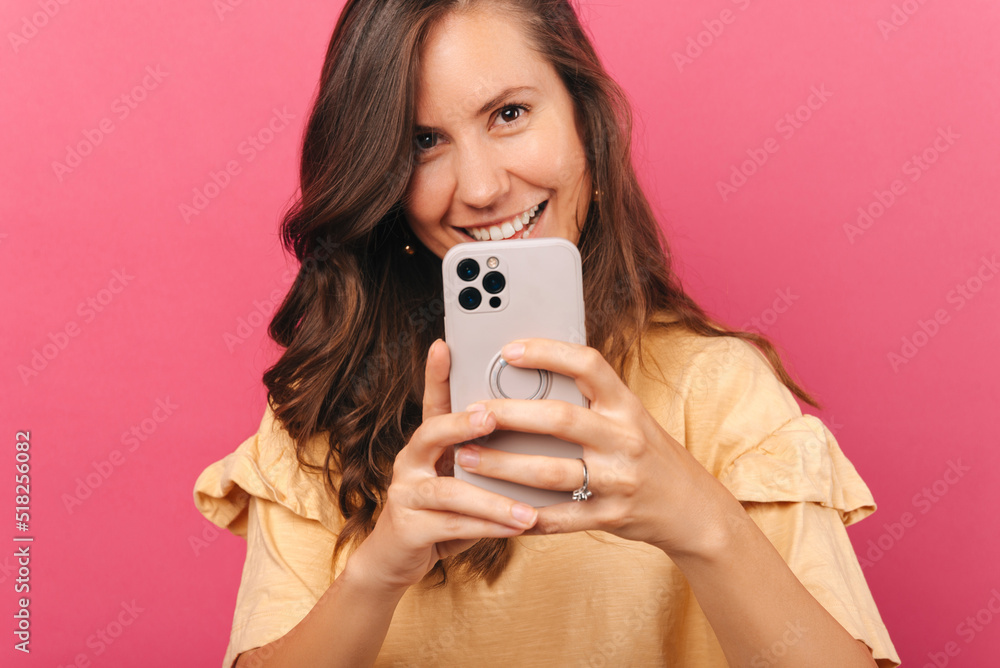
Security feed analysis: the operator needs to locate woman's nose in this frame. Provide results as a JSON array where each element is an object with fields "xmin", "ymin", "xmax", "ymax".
[{"xmin": 454, "ymin": 140, "xmax": 509, "ymax": 209}]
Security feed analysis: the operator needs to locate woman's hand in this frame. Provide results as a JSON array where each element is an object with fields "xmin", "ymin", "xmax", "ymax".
[
  {"xmin": 349, "ymin": 338, "xmax": 540, "ymax": 594},
  {"xmin": 453, "ymin": 337, "xmax": 737, "ymax": 560}
]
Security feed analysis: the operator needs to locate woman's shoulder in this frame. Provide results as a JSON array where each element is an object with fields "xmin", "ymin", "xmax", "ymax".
[
  {"xmin": 192, "ymin": 402, "xmax": 344, "ymax": 537},
  {"xmin": 626, "ymin": 311, "xmax": 770, "ymax": 399},
  {"xmin": 631, "ymin": 311, "xmax": 877, "ymax": 527}
]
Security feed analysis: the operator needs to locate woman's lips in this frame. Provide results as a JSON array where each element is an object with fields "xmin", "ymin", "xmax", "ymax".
[{"xmin": 458, "ymin": 200, "xmax": 547, "ymax": 241}]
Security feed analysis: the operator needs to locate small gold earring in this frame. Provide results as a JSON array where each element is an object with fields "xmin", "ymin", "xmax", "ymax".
[
  {"xmin": 403, "ymin": 243, "xmax": 415, "ymax": 255},
  {"xmin": 592, "ymin": 188, "xmax": 601, "ymax": 202}
]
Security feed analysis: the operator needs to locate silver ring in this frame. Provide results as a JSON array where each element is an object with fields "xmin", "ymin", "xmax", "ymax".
[{"xmin": 572, "ymin": 458, "xmax": 593, "ymax": 502}]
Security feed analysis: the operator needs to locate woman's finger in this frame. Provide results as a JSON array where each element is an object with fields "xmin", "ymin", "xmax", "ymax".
[
  {"xmin": 420, "ymin": 509, "xmax": 531, "ymax": 545},
  {"xmin": 421, "ymin": 339, "xmax": 459, "ymax": 476},
  {"xmin": 500, "ymin": 338, "xmax": 630, "ymax": 408},
  {"xmin": 463, "ymin": 398, "xmax": 622, "ymax": 454},
  {"xmin": 422, "ymin": 338, "xmax": 452, "ymax": 422},
  {"xmin": 401, "ymin": 476, "xmax": 539, "ymax": 532},
  {"xmin": 402, "ymin": 406, "xmax": 497, "ymax": 471},
  {"xmin": 454, "ymin": 445, "xmax": 592, "ymax": 493}
]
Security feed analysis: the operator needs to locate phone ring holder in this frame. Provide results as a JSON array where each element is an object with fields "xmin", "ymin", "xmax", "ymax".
[{"xmin": 488, "ymin": 350, "xmax": 551, "ymax": 401}]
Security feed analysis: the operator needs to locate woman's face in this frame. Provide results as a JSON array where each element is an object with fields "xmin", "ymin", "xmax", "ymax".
[{"xmin": 402, "ymin": 7, "xmax": 593, "ymax": 259}]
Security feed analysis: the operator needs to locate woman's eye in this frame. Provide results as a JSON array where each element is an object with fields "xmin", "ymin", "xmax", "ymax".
[
  {"xmin": 414, "ymin": 132, "xmax": 437, "ymax": 152},
  {"xmin": 497, "ymin": 104, "xmax": 527, "ymax": 125},
  {"xmin": 413, "ymin": 104, "xmax": 528, "ymax": 155}
]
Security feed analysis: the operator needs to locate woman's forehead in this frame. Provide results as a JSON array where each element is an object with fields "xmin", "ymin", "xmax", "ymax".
[{"xmin": 414, "ymin": 10, "xmax": 554, "ymax": 123}]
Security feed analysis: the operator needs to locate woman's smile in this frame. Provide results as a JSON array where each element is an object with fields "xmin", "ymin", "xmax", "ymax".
[{"xmin": 456, "ymin": 199, "xmax": 548, "ymax": 241}]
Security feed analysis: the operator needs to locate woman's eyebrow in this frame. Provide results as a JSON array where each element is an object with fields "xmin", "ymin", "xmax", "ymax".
[{"xmin": 415, "ymin": 85, "xmax": 538, "ymax": 132}]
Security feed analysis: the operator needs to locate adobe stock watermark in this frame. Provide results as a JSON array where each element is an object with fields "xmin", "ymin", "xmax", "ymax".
[
  {"xmin": 750, "ymin": 619, "xmax": 807, "ymax": 667},
  {"xmin": 580, "ymin": 265, "xmax": 656, "ymax": 335},
  {"xmin": 887, "ymin": 254, "xmax": 996, "ymax": 372},
  {"xmin": 717, "ymin": 84, "xmax": 833, "ymax": 202},
  {"xmin": 222, "ymin": 234, "xmax": 340, "ymax": 352},
  {"xmin": 213, "ymin": 0, "xmax": 249, "ymax": 21},
  {"xmin": 189, "ymin": 519, "xmax": 224, "ymax": 557},
  {"xmin": 237, "ymin": 601, "xmax": 321, "ymax": 667},
  {"xmin": 192, "ymin": 471, "xmax": 322, "ymax": 556},
  {"xmin": 349, "ymin": 293, "xmax": 449, "ymax": 388},
  {"xmin": 8, "ymin": 0, "xmax": 72, "ymax": 54},
  {"xmin": 61, "ymin": 398, "xmax": 179, "ymax": 514},
  {"xmin": 0, "ymin": 553, "xmax": 22, "ymax": 586},
  {"xmin": 223, "ymin": 289, "xmax": 287, "ymax": 353},
  {"xmin": 922, "ymin": 587, "xmax": 1000, "ymax": 668},
  {"xmin": 408, "ymin": 596, "xmax": 512, "ymax": 665},
  {"xmin": 584, "ymin": 585, "xmax": 670, "ymax": 666},
  {"xmin": 878, "ymin": 0, "xmax": 933, "ymax": 40},
  {"xmin": 672, "ymin": 0, "xmax": 757, "ymax": 73},
  {"xmin": 843, "ymin": 126, "xmax": 959, "ymax": 244},
  {"xmin": 740, "ymin": 288, "xmax": 799, "ymax": 334},
  {"xmin": 17, "ymin": 269, "xmax": 135, "ymax": 385},
  {"xmin": 859, "ymin": 458, "xmax": 970, "ymax": 570},
  {"xmin": 52, "ymin": 66, "xmax": 169, "ymax": 182},
  {"xmin": 686, "ymin": 335, "xmax": 754, "ymax": 397},
  {"xmin": 179, "ymin": 106, "xmax": 296, "ymax": 223},
  {"xmin": 56, "ymin": 600, "xmax": 144, "ymax": 668}
]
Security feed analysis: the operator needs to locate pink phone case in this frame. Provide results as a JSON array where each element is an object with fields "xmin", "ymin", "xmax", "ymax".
[{"xmin": 442, "ymin": 237, "xmax": 588, "ymax": 507}]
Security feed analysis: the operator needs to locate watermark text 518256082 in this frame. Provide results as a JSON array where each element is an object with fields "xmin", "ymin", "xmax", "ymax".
[{"xmin": 13, "ymin": 430, "xmax": 34, "ymax": 653}]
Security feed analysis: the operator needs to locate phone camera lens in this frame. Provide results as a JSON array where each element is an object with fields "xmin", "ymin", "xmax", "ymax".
[
  {"xmin": 489, "ymin": 296, "xmax": 501, "ymax": 308},
  {"xmin": 457, "ymin": 259, "xmax": 479, "ymax": 282},
  {"xmin": 482, "ymin": 271, "xmax": 505, "ymax": 294},
  {"xmin": 459, "ymin": 287, "xmax": 482, "ymax": 310}
]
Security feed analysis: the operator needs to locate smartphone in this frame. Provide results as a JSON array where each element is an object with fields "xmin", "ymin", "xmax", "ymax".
[{"xmin": 442, "ymin": 237, "xmax": 588, "ymax": 508}]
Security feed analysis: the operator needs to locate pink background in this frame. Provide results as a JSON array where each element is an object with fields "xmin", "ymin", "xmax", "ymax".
[{"xmin": 2, "ymin": 0, "xmax": 997, "ymax": 665}]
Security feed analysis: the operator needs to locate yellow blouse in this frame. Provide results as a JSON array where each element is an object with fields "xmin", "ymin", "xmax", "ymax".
[{"xmin": 193, "ymin": 317, "xmax": 900, "ymax": 667}]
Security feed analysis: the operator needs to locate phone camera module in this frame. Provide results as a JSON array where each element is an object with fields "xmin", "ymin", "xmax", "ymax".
[
  {"xmin": 457, "ymin": 258, "xmax": 480, "ymax": 282},
  {"xmin": 459, "ymin": 287, "xmax": 482, "ymax": 310},
  {"xmin": 482, "ymin": 271, "xmax": 505, "ymax": 294}
]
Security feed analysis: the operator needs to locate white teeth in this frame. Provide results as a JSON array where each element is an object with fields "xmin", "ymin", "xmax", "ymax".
[
  {"xmin": 463, "ymin": 203, "xmax": 543, "ymax": 241},
  {"xmin": 523, "ymin": 204, "xmax": 541, "ymax": 239}
]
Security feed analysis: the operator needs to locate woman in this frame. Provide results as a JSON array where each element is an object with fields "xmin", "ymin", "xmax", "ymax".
[{"xmin": 194, "ymin": 1, "xmax": 900, "ymax": 666}]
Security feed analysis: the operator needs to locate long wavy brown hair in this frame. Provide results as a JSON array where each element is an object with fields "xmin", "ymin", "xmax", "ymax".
[{"xmin": 263, "ymin": 0, "xmax": 822, "ymax": 589}]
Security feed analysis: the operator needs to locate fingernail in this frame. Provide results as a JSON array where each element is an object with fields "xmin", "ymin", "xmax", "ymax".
[
  {"xmin": 456, "ymin": 446, "xmax": 479, "ymax": 468},
  {"xmin": 512, "ymin": 504, "xmax": 537, "ymax": 524},
  {"xmin": 470, "ymin": 408, "xmax": 489, "ymax": 427},
  {"xmin": 502, "ymin": 342, "xmax": 525, "ymax": 360},
  {"xmin": 476, "ymin": 410, "xmax": 496, "ymax": 430}
]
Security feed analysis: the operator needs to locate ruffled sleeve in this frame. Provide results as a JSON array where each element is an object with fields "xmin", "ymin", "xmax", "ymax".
[
  {"xmin": 192, "ymin": 404, "xmax": 347, "ymax": 668},
  {"xmin": 720, "ymin": 413, "xmax": 877, "ymax": 526},
  {"xmin": 676, "ymin": 334, "xmax": 878, "ymax": 523},
  {"xmin": 663, "ymin": 333, "xmax": 900, "ymax": 666},
  {"xmin": 193, "ymin": 403, "xmax": 345, "ymax": 536}
]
